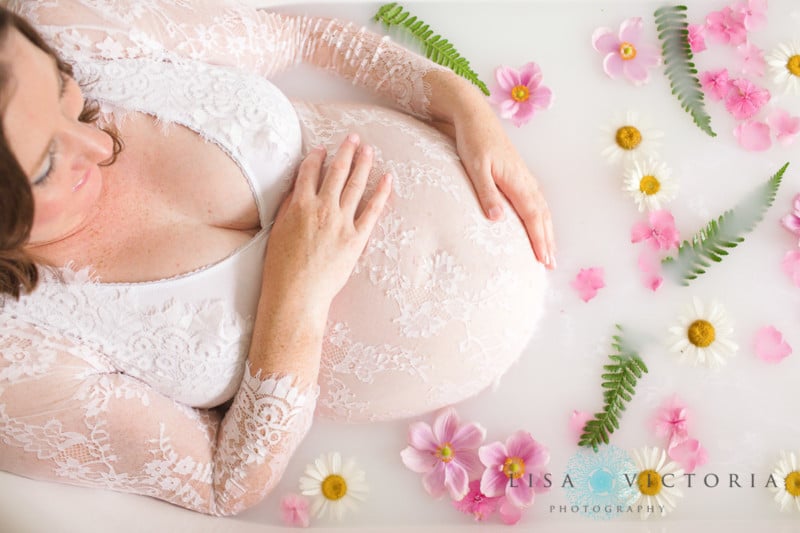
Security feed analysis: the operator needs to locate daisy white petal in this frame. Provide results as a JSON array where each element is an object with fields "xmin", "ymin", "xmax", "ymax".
[
  {"xmin": 765, "ymin": 40, "xmax": 800, "ymax": 95},
  {"xmin": 629, "ymin": 445, "xmax": 684, "ymax": 520},
  {"xmin": 666, "ymin": 298, "xmax": 738, "ymax": 370},
  {"xmin": 770, "ymin": 451, "xmax": 800, "ymax": 513},
  {"xmin": 298, "ymin": 451, "xmax": 370, "ymax": 522},
  {"xmin": 622, "ymin": 157, "xmax": 678, "ymax": 212},
  {"xmin": 601, "ymin": 110, "xmax": 663, "ymax": 164}
]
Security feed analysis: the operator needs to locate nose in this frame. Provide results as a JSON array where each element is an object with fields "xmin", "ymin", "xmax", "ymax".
[{"xmin": 62, "ymin": 118, "xmax": 115, "ymax": 167}]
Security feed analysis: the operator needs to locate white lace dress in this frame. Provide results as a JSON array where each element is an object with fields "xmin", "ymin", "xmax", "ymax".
[{"xmin": 0, "ymin": 0, "xmax": 547, "ymax": 516}]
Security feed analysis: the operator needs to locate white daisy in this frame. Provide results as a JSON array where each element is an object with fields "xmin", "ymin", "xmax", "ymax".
[
  {"xmin": 622, "ymin": 157, "xmax": 679, "ymax": 212},
  {"xmin": 630, "ymin": 446, "xmax": 684, "ymax": 520},
  {"xmin": 667, "ymin": 297, "xmax": 738, "ymax": 370},
  {"xmin": 771, "ymin": 450, "xmax": 800, "ymax": 512},
  {"xmin": 299, "ymin": 451, "xmax": 369, "ymax": 521},
  {"xmin": 601, "ymin": 110, "xmax": 663, "ymax": 164},
  {"xmin": 765, "ymin": 40, "xmax": 800, "ymax": 95}
]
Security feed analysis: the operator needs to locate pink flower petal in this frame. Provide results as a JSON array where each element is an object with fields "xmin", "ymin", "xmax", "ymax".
[
  {"xmin": 699, "ymin": 69, "xmax": 731, "ymax": 101},
  {"xmin": 767, "ymin": 109, "xmax": 800, "ymax": 146},
  {"xmin": 738, "ymin": 0, "xmax": 768, "ymax": 31},
  {"xmin": 480, "ymin": 463, "xmax": 510, "ymax": 497},
  {"xmin": 668, "ymin": 438, "xmax": 708, "ymax": 474},
  {"xmin": 569, "ymin": 410, "xmax": 592, "ymax": 444},
  {"xmin": 618, "ymin": 17, "xmax": 643, "ymax": 44},
  {"xmin": 506, "ymin": 477, "xmax": 535, "ymax": 508},
  {"xmin": 498, "ymin": 497, "xmax": 523, "ymax": 525},
  {"xmin": 453, "ymin": 449, "xmax": 483, "ymax": 478},
  {"xmin": 631, "ymin": 221, "xmax": 652, "ymax": 244},
  {"xmin": 519, "ymin": 61, "xmax": 542, "ymax": 88},
  {"xmin": 400, "ymin": 446, "xmax": 436, "ymax": 473},
  {"xmin": 592, "ymin": 27, "xmax": 619, "ymax": 54},
  {"xmin": 706, "ymin": 7, "xmax": 747, "ymax": 46},
  {"xmin": 479, "ymin": 441, "xmax": 509, "ymax": 468},
  {"xmin": 408, "ymin": 420, "xmax": 437, "ymax": 452},
  {"xmin": 422, "ymin": 461, "xmax": 448, "ymax": 499},
  {"xmin": 635, "ymin": 45, "xmax": 662, "ymax": 67},
  {"xmin": 781, "ymin": 250, "xmax": 800, "ymax": 287},
  {"xmin": 725, "ymin": 79, "xmax": 770, "ymax": 120},
  {"xmin": 432, "ymin": 408, "xmax": 460, "ymax": 443},
  {"xmin": 687, "ymin": 24, "xmax": 707, "ymax": 53},
  {"xmin": 453, "ymin": 480, "xmax": 500, "ymax": 521},
  {"xmin": 754, "ymin": 326, "xmax": 792, "ymax": 363},
  {"xmin": 602, "ymin": 52, "xmax": 625, "ymax": 79},
  {"xmin": 781, "ymin": 214, "xmax": 800, "ymax": 235},
  {"xmin": 530, "ymin": 86, "xmax": 553, "ymax": 110},
  {"xmin": 652, "ymin": 395, "xmax": 690, "ymax": 442},
  {"xmin": 737, "ymin": 42, "xmax": 766, "ymax": 77},
  {"xmin": 280, "ymin": 493, "xmax": 311, "ymax": 528},
  {"xmin": 495, "ymin": 66, "xmax": 518, "ymax": 91},
  {"xmin": 571, "ymin": 267, "xmax": 605, "ymax": 302},
  {"xmin": 506, "ymin": 431, "xmax": 549, "ymax": 467},
  {"xmin": 637, "ymin": 249, "xmax": 664, "ymax": 291},
  {"xmin": 734, "ymin": 120, "xmax": 772, "ymax": 151},
  {"xmin": 443, "ymin": 463, "xmax": 470, "ymax": 501},
  {"xmin": 623, "ymin": 58, "xmax": 651, "ymax": 85},
  {"xmin": 450, "ymin": 422, "xmax": 486, "ymax": 451},
  {"xmin": 511, "ymin": 102, "xmax": 536, "ymax": 128}
]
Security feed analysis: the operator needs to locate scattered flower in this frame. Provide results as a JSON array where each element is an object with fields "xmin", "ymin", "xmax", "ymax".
[
  {"xmin": 592, "ymin": 17, "xmax": 661, "ymax": 85},
  {"xmin": 767, "ymin": 109, "xmax": 800, "ymax": 146},
  {"xmin": 699, "ymin": 68, "xmax": 731, "ymax": 101},
  {"xmin": 652, "ymin": 395, "xmax": 690, "ymax": 445},
  {"xmin": 630, "ymin": 446, "xmax": 685, "ymax": 519},
  {"xmin": 724, "ymin": 78, "xmax": 770, "ymax": 120},
  {"xmin": 667, "ymin": 297, "xmax": 739, "ymax": 370},
  {"xmin": 781, "ymin": 251, "xmax": 800, "ymax": 287},
  {"xmin": 637, "ymin": 249, "xmax": 664, "ymax": 292},
  {"xmin": 766, "ymin": 40, "xmax": 800, "ymax": 95},
  {"xmin": 569, "ymin": 410, "xmax": 593, "ymax": 444},
  {"xmin": 631, "ymin": 210, "xmax": 681, "ymax": 250},
  {"xmin": 601, "ymin": 111, "xmax": 663, "ymax": 164},
  {"xmin": 780, "ymin": 194, "xmax": 800, "ymax": 240},
  {"xmin": 734, "ymin": 120, "xmax": 772, "ymax": 151},
  {"xmin": 452, "ymin": 479, "xmax": 500, "ymax": 521},
  {"xmin": 400, "ymin": 407, "xmax": 486, "ymax": 501},
  {"xmin": 736, "ymin": 0, "xmax": 769, "ymax": 32},
  {"xmin": 771, "ymin": 450, "xmax": 800, "ymax": 512},
  {"xmin": 478, "ymin": 430, "xmax": 550, "ymax": 508},
  {"xmin": 623, "ymin": 158, "xmax": 679, "ymax": 212},
  {"xmin": 754, "ymin": 325, "xmax": 792, "ymax": 363},
  {"xmin": 280, "ymin": 493, "xmax": 311, "ymax": 528},
  {"xmin": 299, "ymin": 452, "xmax": 369, "ymax": 522},
  {"xmin": 667, "ymin": 438, "xmax": 708, "ymax": 474},
  {"xmin": 687, "ymin": 23, "xmax": 707, "ymax": 54},
  {"xmin": 489, "ymin": 62, "xmax": 553, "ymax": 127},
  {"xmin": 705, "ymin": 7, "xmax": 747, "ymax": 46},
  {"xmin": 571, "ymin": 267, "xmax": 605, "ymax": 302},
  {"xmin": 736, "ymin": 42, "xmax": 766, "ymax": 77}
]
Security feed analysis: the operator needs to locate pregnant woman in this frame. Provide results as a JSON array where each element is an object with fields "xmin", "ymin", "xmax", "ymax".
[{"xmin": 0, "ymin": 0, "xmax": 553, "ymax": 515}]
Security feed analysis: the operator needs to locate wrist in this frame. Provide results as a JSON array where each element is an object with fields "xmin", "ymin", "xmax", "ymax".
[{"xmin": 425, "ymin": 69, "xmax": 484, "ymax": 124}]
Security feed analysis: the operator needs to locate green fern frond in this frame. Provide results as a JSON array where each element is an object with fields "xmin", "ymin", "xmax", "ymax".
[
  {"xmin": 579, "ymin": 326, "xmax": 649, "ymax": 452},
  {"xmin": 654, "ymin": 5, "xmax": 716, "ymax": 137},
  {"xmin": 373, "ymin": 3, "xmax": 490, "ymax": 95},
  {"xmin": 662, "ymin": 163, "xmax": 789, "ymax": 285}
]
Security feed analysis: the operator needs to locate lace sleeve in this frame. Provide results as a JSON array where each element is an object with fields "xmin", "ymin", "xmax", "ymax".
[
  {"xmin": 0, "ymin": 319, "xmax": 319, "ymax": 516},
  {"xmin": 8, "ymin": 0, "xmax": 449, "ymax": 119}
]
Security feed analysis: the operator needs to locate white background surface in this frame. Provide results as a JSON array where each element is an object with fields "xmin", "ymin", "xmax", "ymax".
[{"xmin": 2, "ymin": 0, "xmax": 800, "ymax": 531}]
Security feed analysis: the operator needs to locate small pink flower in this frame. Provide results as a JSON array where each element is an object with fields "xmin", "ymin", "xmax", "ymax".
[
  {"xmin": 478, "ymin": 430, "xmax": 550, "ymax": 508},
  {"xmin": 780, "ymin": 194, "xmax": 800, "ymax": 238},
  {"xmin": 668, "ymin": 438, "xmax": 708, "ymax": 474},
  {"xmin": 782, "ymin": 250, "xmax": 800, "ymax": 286},
  {"xmin": 637, "ymin": 249, "xmax": 664, "ymax": 291},
  {"xmin": 592, "ymin": 17, "xmax": 661, "ymax": 85},
  {"xmin": 652, "ymin": 395, "xmax": 690, "ymax": 444},
  {"xmin": 706, "ymin": 7, "xmax": 748, "ymax": 46},
  {"xmin": 489, "ymin": 63, "xmax": 553, "ymax": 127},
  {"xmin": 767, "ymin": 109, "xmax": 800, "ymax": 146},
  {"xmin": 687, "ymin": 24, "xmax": 707, "ymax": 54},
  {"xmin": 498, "ymin": 497, "xmax": 523, "ymax": 525},
  {"xmin": 699, "ymin": 68, "xmax": 731, "ymax": 101},
  {"xmin": 725, "ymin": 78, "xmax": 770, "ymax": 120},
  {"xmin": 733, "ymin": 120, "xmax": 772, "ymax": 151},
  {"xmin": 754, "ymin": 326, "xmax": 792, "ymax": 363},
  {"xmin": 452, "ymin": 479, "xmax": 500, "ymax": 521},
  {"xmin": 571, "ymin": 267, "xmax": 605, "ymax": 302},
  {"xmin": 400, "ymin": 408, "xmax": 486, "ymax": 501},
  {"xmin": 280, "ymin": 493, "xmax": 311, "ymax": 528},
  {"xmin": 736, "ymin": 42, "xmax": 766, "ymax": 77},
  {"xmin": 631, "ymin": 210, "xmax": 681, "ymax": 251},
  {"xmin": 736, "ymin": 0, "xmax": 769, "ymax": 31},
  {"xmin": 569, "ymin": 410, "xmax": 592, "ymax": 444}
]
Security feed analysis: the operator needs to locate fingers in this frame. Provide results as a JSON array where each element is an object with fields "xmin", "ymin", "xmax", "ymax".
[
  {"xmin": 340, "ymin": 144, "xmax": 374, "ymax": 218},
  {"xmin": 470, "ymin": 159, "xmax": 507, "ymax": 222},
  {"xmin": 294, "ymin": 145, "xmax": 326, "ymax": 201},
  {"xmin": 318, "ymin": 133, "xmax": 361, "ymax": 201},
  {"xmin": 354, "ymin": 173, "xmax": 393, "ymax": 236}
]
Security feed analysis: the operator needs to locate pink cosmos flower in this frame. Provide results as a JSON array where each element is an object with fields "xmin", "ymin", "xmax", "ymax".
[
  {"xmin": 737, "ymin": 42, "xmax": 766, "ymax": 77},
  {"xmin": 699, "ymin": 68, "xmax": 731, "ymax": 101},
  {"xmin": 782, "ymin": 250, "xmax": 800, "ymax": 287},
  {"xmin": 706, "ymin": 7, "xmax": 747, "ymax": 46},
  {"xmin": 668, "ymin": 438, "xmax": 709, "ymax": 474},
  {"xmin": 780, "ymin": 194, "xmax": 800, "ymax": 239},
  {"xmin": 754, "ymin": 325, "xmax": 792, "ymax": 363},
  {"xmin": 725, "ymin": 78, "xmax": 770, "ymax": 120},
  {"xmin": 280, "ymin": 493, "xmax": 311, "ymax": 528},
  {"xmin": 571, "ymin": 267, "xmax": 605, "ymax": 302},
  {"xmin": 653, "ymin": 395, "xmax": 690, "ymax": 445},
  {"xmin": 569, "ymin": 410, "xmax": 592, "ymax": 444},
  {"xmin": 478, "ymin": 430, "xmax": 550, "ymax": 508},
  {"xmin": 733, "ymin": 120, "xmax": 772, "ymax": 151},
  {"xmin": 453, "ymin": 479, "xmax": 500, "ymax": 521},
  {"xmin": 592, "ymin": 17, "xmax": 661, "ymax": 85},
  {"xmin": 637, "ymin": 250, "xmax": 664, "ymax": 291},
  {"xmin": 489, "ymin": 63, "xmax": 553, "ymax": 127},
  {"xmin": 736, "ymin": 0, "xmax": 768, "ymax": 31},
  {"xmin": 498, "ymin": 497, "xmax": 523, "ymax": 525},
  {"xmin": 400, "ymin": 408, "xmax": 486, "ymax": 501},
  {"xmin": 767, "ymin": 109, "xmax": 800, "ymax": 146},
  {"xmin": 687, "ymin": 24, "xmax": 707, "ymax": 54},
  {"xmin": 631, "ymin": 210, "xmax": 681, "ymax": 251}
]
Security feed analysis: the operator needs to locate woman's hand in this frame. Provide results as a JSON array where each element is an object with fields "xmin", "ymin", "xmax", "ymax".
[{"xmin": 262, "ymin": 134, "xmax": 392, "ymax": 310}]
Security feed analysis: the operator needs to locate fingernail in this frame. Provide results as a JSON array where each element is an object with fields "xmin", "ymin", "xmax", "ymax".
[
  {"xmin": 488, "ymin": 206, "xmax": 504, "ymax": 220},
  {"xmin": 362, "ymin": 144, "xmax": 373, "ymax": 156},
  {"xmin": 314, "ymin": 144, "xmax": 326, "ymax": 153},
  {"xmin": 348, "ymin": 133, "xmax": 360, "ymax": 144}
]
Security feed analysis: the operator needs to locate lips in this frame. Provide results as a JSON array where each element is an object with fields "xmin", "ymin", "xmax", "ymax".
[{"xmin": 72, "ymin": 168, "xmax": 90, "ymax": 192}]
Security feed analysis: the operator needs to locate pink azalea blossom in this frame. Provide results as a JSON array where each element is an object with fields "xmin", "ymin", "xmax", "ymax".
[
  {"xmin": 637, "ymin": 249, "xmax": 664, "ymax": 291},
  {"xmin": 699, "ymin": 68, "xmax": 731, "ymax": 101},
  {"xmin": 489, "ymin": 63, "xmax": 553, "ymax": 127},
  {"xmin": 453, "ymin": 479, "xmax": 500, "ymax": 521},
  {"xmin": 478, "ymin": 430, "xmax": 550, "ymax": 508},
  {"xmin": 780, "ymin": 194, "xmax": 800, "ymax": 238},
  {"xmin": 782, "ymin": 250, "xmax": 800, "ymax": 286},
  {"xmin": 498, "ymin": 497, "xmax": 523, "ymax": 525},
  {"xmin": 400, "ymin": 408, "xmax": 486, "ymax": 501},
  {"xmin": 569, "ymin": 410, "xmax": 592, "ymax": 444},
  {"xmin": 571, "ymin": 267, "xmax": 605, "ymax": 302},
  {"xmin": 668, "ymin": 438, "xmax": 709, "ymax": 474},
  {"xmin": 631, "ymin": 210, "xmax": 681, "ymax": 251},
  {"xmin": 652, "ymin": 395, "xmax": 691, "ymax": 444},
  {"xmin": 735, "ymin": 0, "xmax": 769, "ymax": 31},
  {"xmin": 687, "ymin": 24, "xmax": 707, "ymax": 54},
  {"xmin": 767, "ymin": 109, "xmax": 800, "ymax": 146},
  {"xmin": 592, "ymin": 17, "xmax": 661, "ymax": 85},
  {"xmin": 706, "ymin": 7, "xmax": 748, "ymax": 46},
  {"xmin": 725, "ymin": 78, "xmax": 770, "ymax": 120},
  {"xmin": 733, "ymin": 120, "xmax": 772, "ymax": 151},
  {"xmin": 736, "ymin": 42, "xmax": 766, "ymax": 77},
  {"xmin": 280, "ymin": 493, "xmax": 311, "ymax": 528},
  {"xmin": 754, "ymin": 325, "xmax": 792, "ymax": 363}
]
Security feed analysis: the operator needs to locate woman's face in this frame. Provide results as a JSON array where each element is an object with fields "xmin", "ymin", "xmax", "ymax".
[{"xmin": 2, "ymin": 27, "xmax": 113, "ymax": 246}]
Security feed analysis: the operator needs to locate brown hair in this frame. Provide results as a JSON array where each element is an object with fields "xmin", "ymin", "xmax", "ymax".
[{"xmin": 0, "ymin": 7, "xmax": 122, "ymax": 300}]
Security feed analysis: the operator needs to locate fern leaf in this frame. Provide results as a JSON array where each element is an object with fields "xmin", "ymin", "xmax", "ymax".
[
  {"xmin": 373, "ymin": 3, "xmax": 490, "ymax": 95},
  {"xmin": 662, "ymin": 163, "xmax": 789, "ymax": 285},
  {"xmin": 654, "ymin": 5, "xmax": 716, "ymax": 137}
]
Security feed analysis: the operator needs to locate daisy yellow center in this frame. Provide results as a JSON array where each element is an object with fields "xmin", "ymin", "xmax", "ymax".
[
  {"xmin": 619, "ymin": 42, "xmax": 637, "ymax": 60},
  {"xmin": 785, "ymin": 471, "xmax": 800, "ymax": 497},
  {"xmin": 787, "ymin": 55, "xmax": 800, "ymax": 77},
  {"xmin": 615, "ymin": 126, "xmax": 642, "ymax": 151},
  {"xmin": 637, "ymin": 469, "xmax": 662, "ymax": 496},
  {"xmin": 511, "ymin": 85, "xmax": 530, "ymax": 103},
  {"xmin": 437, "ymin": 443, "xmax": 455, "ymax": 463},
  {"xmin": 687, "ymin": 319, "xmax": 716, "ymax": 348},
  {"xmin": 321, "ymin": 474, "xmax": 348, "ymax": 501},
  {"xmin": 502, "ymin": 457, "xmax": 526, "ymax": 480},
  {"xmin": 639, "ymin": 175, "xmax": 661, "ymax": 196}
]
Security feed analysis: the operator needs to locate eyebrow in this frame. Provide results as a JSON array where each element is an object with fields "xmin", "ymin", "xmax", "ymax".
[{"xmin": 28, "ymin": 57, "xmax": 64, "ymax": 181}]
